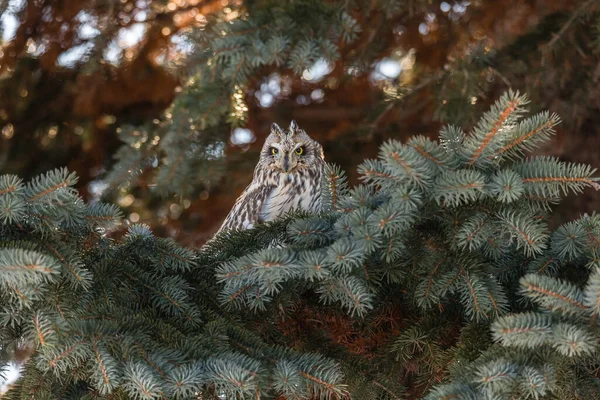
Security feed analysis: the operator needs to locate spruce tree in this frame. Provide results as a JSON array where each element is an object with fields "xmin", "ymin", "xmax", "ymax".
[
  {"xmin": 4, "ymin": 0, "xmax": 600, "ymax": 244},
  {"xmin": 2, "ymin": 91, "xmax": 600, "ymax": 399}
]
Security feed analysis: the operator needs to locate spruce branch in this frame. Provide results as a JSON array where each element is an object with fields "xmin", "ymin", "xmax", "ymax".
[
  {"xmin": 432, "ymin": 169, "xmax": 487, "ymax": 207},
  {"xmin": 475, "ymin": 359, "xmax": 517, "ymax": 396},
  {"xmin": 0, "ymin": 248, "xmax": 61, "ymax": 285},
  {"xmin": 463, "ymin": 89, "xmax": 529, "ymax": 167},
  {"xmin": 519, "ymin": 274, "xmax": 587, "ymax": 316},
  {"xmin": 0, "ymin": 174, "xmax": 24, "ymax": 196},
  {"xmin": 584, "ymin": 267, "xmax": 600, "ymax": 316},
  {"xmin": 439, "ymin": 125, "xmax": 465, "ymax": 162},
  {"xmin": 518, "ymin": 365, "xmax": 554, "ymax": 398},
  {"xmin": 358, "ymin": 159, "xmax": 415, "ymax": 193},
  {"xmin": 369, "ymin": 200, "xmax": 416, "ymax": 238},
  {"xmin": 0, "ymin": 194, "xmax": 26, "ymax": 224},
  {"xmin": 379, "ymin": 140, "xmax": 432, "ymax": 188},
  {"xmin": 321, "ymin": 163, "xmax": 350, "ymax": 212},
  {"xmin": 488, "ymin": 170, "xmax": 525, "ymax": 203},
  {"xmin": 551, "ymin": 323, "xmax": 597, "ymax": 356},
  {"xmin": 91, "ymin": 341, "xmax": 122, "ymax": 394},
  {"xmin": 287, "ymin": 217, "xmax": 333, "ymax": 247},
  {"xmin": 456, "ymin": 213, "xmax": 491, "ymax": 251},
  {"xmin": 407, "ymin": 135, "xmax": 455, "ymax": 172},
  {"xmin": 43, "ymin": 242, "xmax": 93, "ymax": 290},
  {"xmin": 25, "ymin": 167, "xmax": 78, "ymax": 203},
  {"xmin": 458, "ymin": 269, "xmax": 494, "ymax": 321},
  {"xmin": 490, "ymin": 111, "xmax": 560, "ymax": 161},
  {"xmin": 496, "ymin": 210, "xmax": 549, "ymax": 257},
  {"xmin": 122, "ymin": 362, "xmax": 163, "ymax": 399},
  {"xmin": 423, "ymin": 382, "xmax": 478, "ymax": 400},
  {"xmin": 551, "ymin": 221, "xmax": 588, "ymax": 261},
  {"xmin": 491, "ymin": 312, "xmax": 553, "ymax": 348},
  {"xmin": 514, "ymin": 156, "xmax": 600, "ymax": 198}
]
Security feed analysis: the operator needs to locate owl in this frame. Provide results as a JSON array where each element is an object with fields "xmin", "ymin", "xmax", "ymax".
[{"xmin": 215, "ymin": 120, "xmax": 326, "ymax": 235}]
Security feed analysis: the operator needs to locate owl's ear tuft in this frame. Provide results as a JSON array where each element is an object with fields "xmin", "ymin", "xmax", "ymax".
[
  {"xmin": 289, "ymin": 120, "xmax": 298, "ymax": 132},
  {"xmin": 271, "ymin": 123, "xmax": 283, "ymax": 134}
]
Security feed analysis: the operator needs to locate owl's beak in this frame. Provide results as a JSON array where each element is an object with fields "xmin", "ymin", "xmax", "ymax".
[{"xmin": 283, "ymin": 154, "xmax": 290, "ymax": 172}]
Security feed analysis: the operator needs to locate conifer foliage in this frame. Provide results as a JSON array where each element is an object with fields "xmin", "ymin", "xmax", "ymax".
[
  {"xmin": 104, "ymin": 0, "xmax": 363, "ymax": 195},
  {"xmin": 0, "ymin": 170, "xmax": 346, "ymax": 398},
  {"xmin": 2, "ymin": 92, "xmax": 600, "ymax": 399}
]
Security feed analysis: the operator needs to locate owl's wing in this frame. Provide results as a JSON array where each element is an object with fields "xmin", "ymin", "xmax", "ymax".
[{"xmin": 215, "ymin": 182, "xmax": 276, "ymax": 234}]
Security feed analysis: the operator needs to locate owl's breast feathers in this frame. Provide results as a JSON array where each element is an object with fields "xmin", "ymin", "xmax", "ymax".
[
  {"xmin": 215, "ymin": 165, "xmax": 323, "ymax": 235},
  {"xmin": 259, "ymin": 168, "xmax": 322, "ymax": 223}
]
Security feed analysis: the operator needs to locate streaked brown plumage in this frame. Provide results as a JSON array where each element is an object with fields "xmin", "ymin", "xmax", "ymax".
[{"xmin": 215, "ymin": 120, "xmax": 325, "ymax": 235}]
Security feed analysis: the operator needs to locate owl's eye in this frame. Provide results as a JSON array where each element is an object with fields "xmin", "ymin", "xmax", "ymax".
[
  {"xmin": 270, "ymin": 147, "xmax": 278, "ymax": 155},
  {"xmin": 295, "ymin": 146, "xmax": 305, "ymax": 155}
]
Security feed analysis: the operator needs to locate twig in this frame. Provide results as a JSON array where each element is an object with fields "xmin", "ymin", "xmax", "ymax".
[
  {"xmin": 489, "ymin": 67, "xmax": 511, "ymax": 87},
  {"xmin": 368, "ymin": 72, "xmax": 444, "ymax": 136},
  {"xmin": 544, "ymin": 0, "xmax": 598, "ymax": 50}
]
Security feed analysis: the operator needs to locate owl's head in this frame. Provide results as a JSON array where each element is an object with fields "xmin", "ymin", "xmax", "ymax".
[{"xmin": 260, "ymin": 120, "xmax": 324, "ymax": 173}]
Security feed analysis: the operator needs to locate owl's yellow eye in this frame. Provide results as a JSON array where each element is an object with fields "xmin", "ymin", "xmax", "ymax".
[
  {"xmin": 295, "ymin": 146, "xmax": 304, "ymax": 155},
  {"xmin": 270, "ymin": 147, "xmax": 278, "ymax": 155}
]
